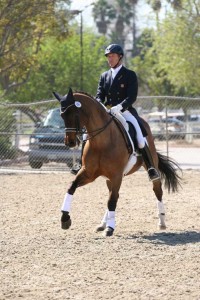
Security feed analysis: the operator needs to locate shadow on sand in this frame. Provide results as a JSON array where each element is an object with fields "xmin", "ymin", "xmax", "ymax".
[{"xmin": 128, "ymin": 230, "xmax": 200, "ymax": 246}]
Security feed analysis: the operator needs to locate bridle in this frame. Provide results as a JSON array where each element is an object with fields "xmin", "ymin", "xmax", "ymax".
[{"xmin": 61, "ymin": 103, "xmax": 114, "ymax": 140}]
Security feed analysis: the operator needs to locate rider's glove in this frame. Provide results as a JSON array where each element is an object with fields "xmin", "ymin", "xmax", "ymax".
[{"xmin": 110, "ymin": 104, "xmax": 123, "ymax": 115}]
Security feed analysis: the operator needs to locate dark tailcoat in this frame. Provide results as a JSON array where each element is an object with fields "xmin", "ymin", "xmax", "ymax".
[{"xmin": 96, "ymin": 66, "xmax": 147, "ymax": 136}]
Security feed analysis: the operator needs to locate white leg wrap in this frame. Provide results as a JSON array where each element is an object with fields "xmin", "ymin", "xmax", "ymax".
[
  {"xmin": 106, "ymin": 211, "xmax": 115, "ymax": 229},
  {"xmin": 61, "ymin": 193, "xmax": 73, "ymax": 212},
  {"xmin": 157, "ymin": 201, "xmax": 166, "ymax": 228},
  {"xmin": 157, "ymin": 201, "xmax": 165, "ymax": 214},
  {"xmin": 101, "ymin": 210, "xmax": 108, "ymax": 224}
]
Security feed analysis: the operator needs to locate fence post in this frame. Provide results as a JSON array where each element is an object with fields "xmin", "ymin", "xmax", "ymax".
[
  {"xmin": 165, "ymin": 98, "xmax": 169, "ymax": 157},
  {"xmin": 13, "ymin": 110, "xmax": 21, "ymax": 149}
]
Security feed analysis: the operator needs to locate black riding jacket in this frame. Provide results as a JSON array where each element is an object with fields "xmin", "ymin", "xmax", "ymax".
[{"xmin": 96, "ymin": 65, "xmax": 147, "ymax": 136}]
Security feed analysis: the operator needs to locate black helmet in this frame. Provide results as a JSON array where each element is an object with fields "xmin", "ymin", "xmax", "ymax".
[{"xmin": 105, "ymin": 44, "xmax": 124, "ymax": 57}]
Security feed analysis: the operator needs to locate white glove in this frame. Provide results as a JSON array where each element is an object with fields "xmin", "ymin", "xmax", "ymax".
[{"xmin": 110, "ymin": 104, "xmax": 123, "ymax": 115}]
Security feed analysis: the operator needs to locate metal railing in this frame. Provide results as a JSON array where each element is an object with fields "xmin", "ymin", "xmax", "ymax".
[{"xmin": 0, "ymin": 96, "xmax": 200, "ymax": 171}]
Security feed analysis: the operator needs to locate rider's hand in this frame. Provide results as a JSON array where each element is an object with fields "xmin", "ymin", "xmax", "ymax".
[{"xmin": 110, "ymin": 104, "xmax": 123, "ymax": 115}]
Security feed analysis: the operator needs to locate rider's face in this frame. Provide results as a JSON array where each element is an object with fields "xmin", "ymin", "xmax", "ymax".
[{"xmin": 106, "ymin": 53, "xmax": 121, "ymax": 68}]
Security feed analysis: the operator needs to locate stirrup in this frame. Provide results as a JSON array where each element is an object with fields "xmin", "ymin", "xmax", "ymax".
[{"xmin": 147, "ymin": 167, "xmax": 160, "ymax": 181}]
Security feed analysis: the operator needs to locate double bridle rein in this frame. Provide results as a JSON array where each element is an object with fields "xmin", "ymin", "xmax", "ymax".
[{"xmin": 61, "ymin": 103, "xmax": 113, "ymax": 140}]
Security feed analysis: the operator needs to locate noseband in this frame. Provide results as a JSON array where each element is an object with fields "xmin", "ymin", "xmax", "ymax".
[{"xmin": 61, "ymin": 103, "xmax": 113, "ymax": 140}]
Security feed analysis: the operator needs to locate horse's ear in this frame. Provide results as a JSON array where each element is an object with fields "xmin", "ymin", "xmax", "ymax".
[
  {"xmin": 52, "ymin": 91, "xmax": 62, "ymax": 102},
  {"xmin": 68, "ymin": 87, "xmax": 73, "ymax": 98}
]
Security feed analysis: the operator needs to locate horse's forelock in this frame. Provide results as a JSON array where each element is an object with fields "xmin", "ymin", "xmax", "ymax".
[{"xmin": 60, "ymin": 91, "xmax": 75, "ymax": 110}]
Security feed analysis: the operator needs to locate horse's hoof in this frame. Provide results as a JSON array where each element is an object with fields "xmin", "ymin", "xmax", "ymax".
[
  {"xmin": 158, "ymin": 224, "xmax": 166, "ymax": 230},
  {"xmin": 96, "ymin": 223, "xmax": 106, "ymax": 232},
  {"xmin": 61, "ymin": 212, "xmax": 71, "ymax": 230},
  {"xmin": 103, "ymin": 227, "xmax": 114, "ymax": 237},
  {"xmin": 61, "ymin": 218, "xmax": 71, "ymax": 230}
]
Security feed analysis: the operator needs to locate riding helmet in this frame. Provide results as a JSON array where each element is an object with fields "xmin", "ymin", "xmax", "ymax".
[{"xmin": 104, "ymin": 44, "xmax": 124, "ymax": 57}]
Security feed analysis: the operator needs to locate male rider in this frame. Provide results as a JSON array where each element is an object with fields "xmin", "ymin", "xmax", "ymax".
[{"xmin": 71, "ymin": 44, "xmax": 160, "ymax": 181}]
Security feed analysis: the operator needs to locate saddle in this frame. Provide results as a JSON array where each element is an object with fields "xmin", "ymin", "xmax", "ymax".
[{"xmin": 112, "ymin": 116, "xmax": 138, "ymax": 154}]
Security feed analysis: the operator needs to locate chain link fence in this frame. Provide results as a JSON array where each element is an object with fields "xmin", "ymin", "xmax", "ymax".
[{"xmin": 0, "ymin": 96, "xmax": 200, "ymax": 172}]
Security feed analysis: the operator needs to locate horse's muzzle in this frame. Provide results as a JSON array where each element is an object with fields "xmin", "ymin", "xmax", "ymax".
[{"xmin": 64, "ymin": 136, "xmax": 77, "ymax": 148}]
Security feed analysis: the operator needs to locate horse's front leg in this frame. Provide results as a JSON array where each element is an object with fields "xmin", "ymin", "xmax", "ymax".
[
  {"xmin": 61, "ymin": 180, "xmax": 78, "ymax": 230},
  {"xmin": 61, "ymin": 170, "xmax": 95, "ymax": 230}
]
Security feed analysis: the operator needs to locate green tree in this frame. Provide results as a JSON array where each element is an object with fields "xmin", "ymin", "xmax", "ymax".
[
  {"xmin": 11, "ymin": 31, "xmax": 108, "ymax": 102},
  {"xmin": 154, "ymin": 1, "xmax": 200, "ymax": 96},
  {"xmin": 130, "ymin": 28, "xmax": 174, "ymax": 96},
  {"xmin": 0, "ymin": 0, "xmax": 71, "ymax": 99},
  {"xmin": 132, "ymin": 0, "xmax": 200, "ymax": 96}
]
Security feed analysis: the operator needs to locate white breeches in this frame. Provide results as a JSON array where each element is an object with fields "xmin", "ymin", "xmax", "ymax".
[{"xmin": 121, "ymin": 110, "xmax": 145, "ymax": 148}]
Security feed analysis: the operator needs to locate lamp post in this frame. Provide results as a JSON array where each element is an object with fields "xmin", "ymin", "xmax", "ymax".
[
  {"xmin": 70, "ymin": 4, "xmax": 94, "ymax": 90},
  {"xmin": 70, "ymin": 10, "xmax": 83, "ymax": 90},
  {"xmin": 80, "ymin": 11, "xmax": 83, "ymax": 90}
]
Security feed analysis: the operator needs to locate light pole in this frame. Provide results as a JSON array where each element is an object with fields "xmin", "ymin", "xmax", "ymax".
[
  {"xmin": 70, "ymin": 10, "xmax": 83, "ymax": 90},
  {"xmin": 70, "ymin": 4, "xmax": 94, "ymax": 90},
  {"xmin": 80, "ymin": 11, "xmax": 83, "ymax": 90}
]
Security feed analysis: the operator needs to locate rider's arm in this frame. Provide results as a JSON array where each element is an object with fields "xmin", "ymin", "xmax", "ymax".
[
  {"xmin": 120, "ymin": 70, "xmax": 138, "ymax": 111},
  {"xmin": 95, "ymin": 74, "xmax": 106, "ymax": 103}
]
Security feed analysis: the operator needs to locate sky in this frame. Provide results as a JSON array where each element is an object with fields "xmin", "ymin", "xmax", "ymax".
[
  {"xmin": 70, "ymin": 0, "xmax": 168, "ymax": 31},
  {"xmin": 70, "ymin": 0, "xmax": 95, "ymax": 26}
]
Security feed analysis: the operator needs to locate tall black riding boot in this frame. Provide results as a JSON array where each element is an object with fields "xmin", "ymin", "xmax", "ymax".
[
  {"xmin": 70, "ymin": 140, "xmax": 86, "ymax": 175},
  {"xmin": 140, "ymin": 144, "xmax": 160, "ymax": 181}
]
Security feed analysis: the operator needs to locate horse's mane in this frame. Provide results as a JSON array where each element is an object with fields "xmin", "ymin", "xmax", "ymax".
[
  {"xmin": 74, "ymin": 90, "xmax": 96, "ymax": 101},
  {"xmin": 74, "ymin": 90, "xmax": 107, "ymax": 113}
]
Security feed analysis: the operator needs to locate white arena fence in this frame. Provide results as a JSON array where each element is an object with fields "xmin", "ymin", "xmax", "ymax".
[{"xmin": 0, "ymin": 96, "xmax": 200, "ymax": 172}]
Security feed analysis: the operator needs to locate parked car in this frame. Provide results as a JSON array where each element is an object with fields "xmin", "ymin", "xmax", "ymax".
[
  {"xmin": 28, "ymin": 108, "xmax": 81, "ymax": 169},
  {"xmin": 149, "ymin": 117, "xmax": 186, "ymax": 140}
]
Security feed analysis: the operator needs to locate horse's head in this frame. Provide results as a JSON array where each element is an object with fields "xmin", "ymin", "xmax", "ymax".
[{"xmin": 53, "ymin": 88, "xmax": 82, "ymax": 148}]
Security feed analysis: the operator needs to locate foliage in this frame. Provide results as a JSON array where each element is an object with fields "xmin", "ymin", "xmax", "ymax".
[
  {"xmin": 0, "ymin": 108, "xmax": 17, "ymax": 159},
  {"xmin": 10, "ymin": 31, "xmax": 108, "ymax": 102},
  {"xmin": 0, "ymin": 0, "xmax": 71, "ymax": 98},
  {"xmin": 131, "ymin": 0, "xmax": 200, "ymax": 97},
  {"xmin": 154, "ymin": 10, "xmax": 200, "ymax": 96}
]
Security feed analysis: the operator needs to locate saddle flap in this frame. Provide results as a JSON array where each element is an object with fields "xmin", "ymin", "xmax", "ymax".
[{"xmin": 113, "ymin": 116, "xmax": 137, "ymax": 154}]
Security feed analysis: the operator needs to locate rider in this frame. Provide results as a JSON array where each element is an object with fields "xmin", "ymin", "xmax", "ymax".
[{"xmin": 71, "ymin": 43, "xmax": 160, "ymax": 181}]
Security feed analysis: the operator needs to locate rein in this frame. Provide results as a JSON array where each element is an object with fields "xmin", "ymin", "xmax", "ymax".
[
  {"xmin": 83, "ymin": 116, "xmax": 113, "ymax": 140},
  {"xmin": 62, "ymin": 102, "xmax": 113, "ymax": 140}
]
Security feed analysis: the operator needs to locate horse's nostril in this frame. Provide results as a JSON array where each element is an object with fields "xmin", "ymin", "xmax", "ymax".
[{"xmin": 68, "ymin": 141, "xmax": 76, "ymax": 148}]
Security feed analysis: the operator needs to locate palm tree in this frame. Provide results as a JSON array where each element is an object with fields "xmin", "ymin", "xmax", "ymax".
[{"xmin": 92, "ymin": 0, "xmax": 116, "ymax": 34}]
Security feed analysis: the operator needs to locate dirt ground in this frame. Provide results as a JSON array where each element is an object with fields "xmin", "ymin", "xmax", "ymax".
[{"xmin": 1, "ymin": 170, "xmax": 200, "ymax": 300}]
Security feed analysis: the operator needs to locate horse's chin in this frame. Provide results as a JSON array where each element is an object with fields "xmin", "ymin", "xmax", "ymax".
[
  {"xmin": 68, "ymin": 141, "xmax": 77, "ymax": 148},
  {"xmin": 64, "ymin": 137, "xmax": 77, "ymax": 148}
]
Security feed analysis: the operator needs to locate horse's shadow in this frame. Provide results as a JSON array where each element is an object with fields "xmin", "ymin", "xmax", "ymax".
[{"xmin": 127, "ymin": 230, "xmax": 200, "ymax": 246}]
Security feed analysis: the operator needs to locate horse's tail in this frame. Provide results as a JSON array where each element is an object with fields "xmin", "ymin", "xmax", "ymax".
[{"xmin": 157, "ymin": 152, "xmax": 182, "ymax": 193}]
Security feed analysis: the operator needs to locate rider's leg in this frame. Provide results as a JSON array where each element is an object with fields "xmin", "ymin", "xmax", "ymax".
[
  {"xmin": 122, "ymin": 111, "xmax": 160, "ymax": 181},
  {"xmin": 70, "ymin": 134, "xmax": 87, "ymax": 175}
]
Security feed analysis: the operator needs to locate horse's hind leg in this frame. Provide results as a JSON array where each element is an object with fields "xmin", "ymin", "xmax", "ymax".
[
  {"xmin": 96, "ymin": 177, "xmax": 122, "ymax": 237},
  {"xmin": 96, "ymin": 180, "xmax": 111, "ymax": 232},
  {"xmin": 153, "ymin": 180, "xmax": 166, "ymax": 229}
]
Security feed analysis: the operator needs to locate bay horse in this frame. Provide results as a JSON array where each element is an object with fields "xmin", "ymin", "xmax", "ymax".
[{"xmin": 53, "ymin": 88, "xmax": 181, "ymax": 237}]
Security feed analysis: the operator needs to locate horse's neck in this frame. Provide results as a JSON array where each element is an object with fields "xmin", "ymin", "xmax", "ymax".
[
  {"xmin": 81, "ymin": 100, "xmax": 110, "ymax": 139},
  {"xmin": 80, "ymin": 97, "xmax": 110, "ymax": 138}
]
